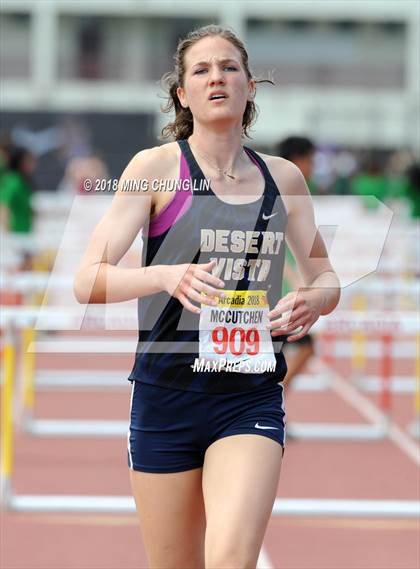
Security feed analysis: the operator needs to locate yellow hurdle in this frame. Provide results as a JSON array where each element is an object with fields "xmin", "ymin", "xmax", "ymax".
[
  {"xmin": 22, "ymin": 327, "xmax": 36, "ymax": 422},
  {"xmin": 409, "ymin": 332, "xmax": 420, "ymax": 439},
  {"xmin": 1, "ymin": 325, "xmax": 15, "ymax": 503},
  {"xmin": 415, "ymin": 332, "xmax": 420, "ymax": 418},
  {"xmin": 351, "ymin": 294, "xmax": 367, "ymax": 376}
]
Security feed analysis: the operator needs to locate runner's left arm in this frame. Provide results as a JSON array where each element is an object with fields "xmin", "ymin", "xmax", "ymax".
[{"xmin": 268, "ymin": 159, "xmax": 340, "ymax": 342}]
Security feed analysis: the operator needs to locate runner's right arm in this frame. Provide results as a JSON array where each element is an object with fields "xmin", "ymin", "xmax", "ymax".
[{"xmin": 74, "ymin": 148, "xmax": 224, "ymax": 309}]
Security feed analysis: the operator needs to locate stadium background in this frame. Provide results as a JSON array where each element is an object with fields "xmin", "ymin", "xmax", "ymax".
[{"xmin": 1, "ymin": 1, "xmax": 419, "ymax": 568}]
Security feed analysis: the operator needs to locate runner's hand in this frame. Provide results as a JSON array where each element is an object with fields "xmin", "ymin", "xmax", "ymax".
[
  {"xmin": 163, "ymin": 260, "xmax": 225, "ymax": 314},
  {"xmin": 267, "ymin": 290, "xmax": 322, "ymax": 342}
]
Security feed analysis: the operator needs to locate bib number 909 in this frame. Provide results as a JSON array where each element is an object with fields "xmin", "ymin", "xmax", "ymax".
[{"xmin": 212, "ymin": 326, "xmax": 260, "ymax": 356}]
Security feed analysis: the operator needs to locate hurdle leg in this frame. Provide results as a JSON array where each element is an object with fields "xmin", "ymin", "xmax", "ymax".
[
  {"xmin": 409, "ymin": 332, "xmax": 420, "ymax": 439},
  {"xmin": 22, "ymin": 327, "xmax": 36, "ymax": 429},
  {"xmin": 351, "ymin": 294, "xmax": 367, "ymax": 380},
  {"xmin": 1, "ymin": 324, "xmax": 16, "ymax": 507}
]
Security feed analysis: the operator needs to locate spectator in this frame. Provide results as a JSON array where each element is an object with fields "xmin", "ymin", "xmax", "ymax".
[
  {"xmin": 274, "ymin": 135, "xmax": 317, "ymax": 395},
  {"xmin": 0, "ymin": 146, "xmax": 36, "ymax": 233},
  {"xmin": 405, "ymin": 162, "xmax": 420, "ymax": 218},
  {"xmin": 275, "ymin": 135, "xmax": 318, "ymax": 194},
  {"xmin": 350, "ymin": 154, "xmax": 389, "ymax": 210},
  {"xmin": 0, "ymin": 132, "xmax": 12, "ymax": 180},
  {"xmin": 57, "ymin": 152, "xmax": 108, "ymax": 195}
]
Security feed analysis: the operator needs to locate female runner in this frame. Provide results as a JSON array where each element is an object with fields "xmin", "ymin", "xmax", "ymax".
[{"xmin": 74, "ymin": 25, "xmax": 340, "ymax": 569}]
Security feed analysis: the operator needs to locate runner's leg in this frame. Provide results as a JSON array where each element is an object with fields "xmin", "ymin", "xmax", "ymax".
[
  {"xmin": 130, "ymin": 467, "xmax": 206, "ymax": 568},
  {"xmin": 202, "ymin": 434, "xmax": 282, "ymax": 568}
]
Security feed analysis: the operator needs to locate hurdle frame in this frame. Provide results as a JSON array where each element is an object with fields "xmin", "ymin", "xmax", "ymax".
[
  {"xmin": 287, "ymin": 313, "xmax": 418, "ymax": 441},
  {"xmin": 2, "ymin": 307, "xmax": 419, "ymax": 517},
  {"xmin": 3, "ymin": 306, "xmax": 419, "ymax": 440}
]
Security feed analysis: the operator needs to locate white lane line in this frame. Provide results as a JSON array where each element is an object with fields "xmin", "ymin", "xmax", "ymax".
[
  {"xmin": 257, "ymin": 545, "xmax": 274, "ymax": 569},
  {"xmin": 329, "ymin": 368, "xmax": 420, "ymax": 466}
]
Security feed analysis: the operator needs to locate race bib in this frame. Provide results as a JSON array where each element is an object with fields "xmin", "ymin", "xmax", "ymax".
[{"xmin": 199, "ymin": 290, "xmax": 276, "ymax": 374}]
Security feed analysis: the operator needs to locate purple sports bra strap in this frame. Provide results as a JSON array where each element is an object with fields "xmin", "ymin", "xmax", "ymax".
[{"xmin": 146, "ymin": 149, "xmax": 193, "ymax": 237}]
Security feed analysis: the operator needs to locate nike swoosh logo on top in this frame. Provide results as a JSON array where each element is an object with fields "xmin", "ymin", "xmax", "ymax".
[
  {"xmin": 262, "ymin": 212, "xmax": 278, "ymax": 220},
  {"xmin": 254, "ymin": 422, "xmax": 279, "ymax": 430}
]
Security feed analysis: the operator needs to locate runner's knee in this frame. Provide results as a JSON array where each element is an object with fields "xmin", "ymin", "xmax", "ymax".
[
  {"xmin": 206, "ymin": 546, "xmax": 257, "ymax": 569},
  {"xmin": 205, "ymin": 534, "xmax": 259, "ymax": 569}
]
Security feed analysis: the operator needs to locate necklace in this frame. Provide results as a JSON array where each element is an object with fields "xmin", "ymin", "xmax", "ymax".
[{"xmin": 189, "ymin": 142, "xmax": 244, "ymax": 180}]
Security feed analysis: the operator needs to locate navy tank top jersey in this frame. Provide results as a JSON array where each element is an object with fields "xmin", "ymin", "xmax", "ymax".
[{"xmin": 128, "ymin": 139, "xmax": 288, "ymax": 393}]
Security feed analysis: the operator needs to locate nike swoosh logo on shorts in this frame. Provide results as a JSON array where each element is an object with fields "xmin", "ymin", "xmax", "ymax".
[
  {"xmin": 262, "ymin": 212, "xmax": 278, "ymax": 220},
  {"xmin": 254, "ymin": 422, "xmax": 279, "ymax": 430}
]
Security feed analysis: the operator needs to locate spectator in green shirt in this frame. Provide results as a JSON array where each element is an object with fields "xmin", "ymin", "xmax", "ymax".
[
  {"xmin": 0, "ymin": 147, "xmax": 36, "ymax": 233},
  {"xmin": 350, "ymin": 156, "xmax": 389, "ymax": 210},
  {"xmin": 405, "ymin": 163, "xmax": 420, "ymax": 218}
]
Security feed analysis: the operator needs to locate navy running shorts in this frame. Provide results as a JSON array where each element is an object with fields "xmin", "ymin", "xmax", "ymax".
[{"xmin": 127, "ymin": 380, "xmax": 286, "ymax": 473}]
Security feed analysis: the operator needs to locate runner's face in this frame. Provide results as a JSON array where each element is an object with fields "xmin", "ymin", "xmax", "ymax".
[{"xmin": 177, "ymin": 36, "xmax": 255, "ymax": 128}]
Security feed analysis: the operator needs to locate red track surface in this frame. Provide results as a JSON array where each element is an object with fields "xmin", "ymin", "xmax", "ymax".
[{"xmin": 2, "ymin": 351, "xmax": 419, "ymax": 569}]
